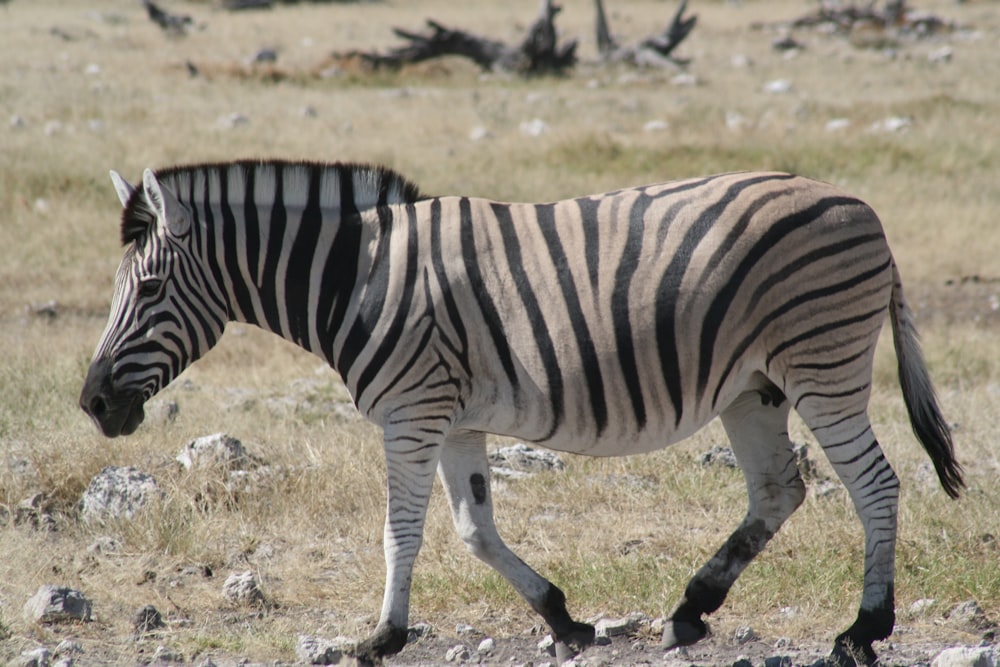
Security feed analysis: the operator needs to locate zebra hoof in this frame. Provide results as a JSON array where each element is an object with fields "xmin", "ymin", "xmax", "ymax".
[
  {"xmin": 829, "ymin": 637, "xmax": 878, "ymax": 667},
  {"xmin": 350, "ymin": 624, "xmax": 408, "ymax": 664},
  {"xmin": 553, "ymin": 621, "xmax": 595, "ymax": 665},
  {"xmin": 661, "ymin": 617, "xmax": 708, "ymax": 648}
]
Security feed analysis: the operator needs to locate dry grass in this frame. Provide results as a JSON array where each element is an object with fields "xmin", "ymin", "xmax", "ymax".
[{"xmin": 1, "ymin": 0, "xmax": 999, "ymax": 663}]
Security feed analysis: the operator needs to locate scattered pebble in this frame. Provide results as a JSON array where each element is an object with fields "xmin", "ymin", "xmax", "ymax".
[
  {"xmin": 763, "ymin": 79, "xmax": 793, "ymax": 94},
  {"xmin": 519, "ymin": 118, "xmax": 549, "ymax": 137}
]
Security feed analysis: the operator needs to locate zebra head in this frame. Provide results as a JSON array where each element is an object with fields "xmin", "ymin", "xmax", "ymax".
[{"xmin": 80, "ymin": 169, "xmax": 227, "ymax": 437}]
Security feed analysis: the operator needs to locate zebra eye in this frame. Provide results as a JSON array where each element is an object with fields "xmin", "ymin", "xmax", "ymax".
[{"xmin": 137, "ymin": 279, "xmax": 162, "ymax": 299}]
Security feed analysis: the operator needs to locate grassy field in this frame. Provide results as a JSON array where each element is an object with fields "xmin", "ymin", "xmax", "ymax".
[{"xmin": 1, "ymin": 0, "xmax": 998, "ymax": 663}]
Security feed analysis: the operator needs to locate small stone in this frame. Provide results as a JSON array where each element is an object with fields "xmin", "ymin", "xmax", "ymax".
[
  {"xmin": 133, "ymin": 604, "xmax": 164, "ymax": 636},
  {"xmin": 763, "ymin": 79, "xmax": 793, "ymax": 94},
  {"xmin": 825, "ymin": 118, "xmax": 851, "ymax": 132},
  {"xmin": 408, "ymin": 621, "xmax": 434, "ymax": 642},
  {"xmin": 468, "ymin": 126, "xmax": 492, "ymax": 141},
  {"xmin": 643, "ymin": 119, "xmax": 670, "ymax": 132},
  {"xmin": 931, "ymin": 646, "xmax": 995, "ymax": 667},
  {"xmin": 87, "ymin": 535, "xmax": 123, "ymax": 555},
  {"xmin": 80, "ymin": 466, "xmax": 162, "ymax": 523},
  {"xmin": 519, "ymin": 118, "xmax": 549, "ymax": 137},
  {"xmin": 909, "ymin": 598, "xmax": 937, "ymax": 616},
  {"xmin": 477, "ymin": 637, "xmax": 495, "ymax": 654},
  {"xmin": 54, "ymin": 640, "xmax": 83, "ymax": 657},
  {"xmin": 594, "ymin": 613, "xmax": 643, "ymax": 638},
  {"xmin": 176, "ymin": 433, "xmax": 250, "ymax": 471},
  {"xmin": 538, "ymin": 634, "xmax": 556, "ymax": 656},
  {"xmin": 734, "ymin": 625, "xmax": 758, "ymax": 644},
  {"xmin": 699, "ymin": 445, "xmax": 738, "ymax": 468},
  {"xmin": 296, "ymin": 635, "xmax": 351, "ymax": 665},
  {"xmin": 222, "ymin": 570, "xmax": 266, "ymax": 607},
  {"xmin": 152, "ymin": 645, "xmax": 183, "ymax": 663},
  {"xmin": 15, "ymin": 648, "xmax": 50, "ymax": 667},
  {"xmin": 24, "ymin": 585, "xmax": 93, "ymax": 623},
  {"xmin": 217, "ymin": 112, "xmax": 250, "ymax": 129},
  {"xmin": 455, "ymin": 623, "xmax": 477, "ymax": 636},
  {"xmin": 489, "ymin": 443, "xmax": 564, "ymax": 474},
  {"xmin": 445, "ymin": 643, "xmax": 471, "ymax": 662},
  {"xmin": 947, "ymin": 600, "xmax": 993, "ymax": 631}
]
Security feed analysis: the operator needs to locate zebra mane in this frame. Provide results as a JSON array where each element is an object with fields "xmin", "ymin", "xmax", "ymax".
[{"xmin": 119, "ymin": 160, "xmax": 425, "ymax": 246}]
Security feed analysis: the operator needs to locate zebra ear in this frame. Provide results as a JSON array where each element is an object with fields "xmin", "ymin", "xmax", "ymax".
[
  {"xmin": 142, "ymin": 168, "xmax": 190, "ymax": 238},
  {"xmin": 109, "ymin": 170, "xmax": 135, "ymax": 208}
]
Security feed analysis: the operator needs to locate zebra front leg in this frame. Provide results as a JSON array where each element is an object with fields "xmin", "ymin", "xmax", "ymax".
[
  {"xmin": 352, "ymin": 428, "xmax": 442, "ymax": 664},
  {"xmin": 664, "ymin": 388, "xmax": 805, "ymax": 648},
  {"xmin": 437, "ymin": 431, "xmax": 595, "ymax": 661}
]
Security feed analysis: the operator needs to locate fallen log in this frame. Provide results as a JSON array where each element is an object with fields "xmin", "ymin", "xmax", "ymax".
[{"xmin": 335, "ymin": 0, "xmax": 577, "ymax": 76}]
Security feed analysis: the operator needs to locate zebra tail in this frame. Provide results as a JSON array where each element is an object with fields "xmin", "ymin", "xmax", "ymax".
[{"xmin": 889, "ymin": 261, "xmax": 964, "ymax": 499}]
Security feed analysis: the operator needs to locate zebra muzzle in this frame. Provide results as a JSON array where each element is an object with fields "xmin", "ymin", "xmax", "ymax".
[{"xmin": 80, "ymin": 359, "xmax": 146, "ymax": 438}]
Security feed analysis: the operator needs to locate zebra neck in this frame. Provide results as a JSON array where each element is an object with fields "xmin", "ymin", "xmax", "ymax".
[{"xmin": 180, "ymin": 160, "xmax": 421, "ymax": 368}]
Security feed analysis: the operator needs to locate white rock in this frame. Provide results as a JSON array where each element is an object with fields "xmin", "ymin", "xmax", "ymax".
[
  {"xmin": 15, "ymin": 648, "xmax": 50, "ymax": 667},
  {"xmin": 643, "ymin": 119, "xmax": 670, "ymax": 132},
  {"xmin": 24, "ymin": 585, "xmax": 93, "ymax": 623},
  {"xmin": 931, "ymin": 646, "xmax": 995, "ymax": 667},
  {"xmin": 469, "ymin": 125, "xmax": 492, "ymax": 141},
  {"xmin": 217, "ymin": 112, "xmax": 250, "ymax": 129},
  {"xmin": 869, "ymin": 116, "xmax": 912, "ymax": 133},
  {"xmin": 296, "ymin": 634, "xmax": 353, "ymax": 664},
  {"xmin": 489, "ymin": 443, "xmax": 564, "ymax": 473},
  {"xmin": 477, "ymin": 637, "xmax": 495, "ymax": 654},
  {"xmin": 519, "ymin": 118, "xmax": 549, "ymax": 137},
  {"xmin": 825, "ymin": 118, "xmax": 851, "ymax": 132},
  {"xmin": 80, "ymin": 466, "xmax": 162, "ymax": 522},
  {"xmin": 594, "ymin": 613, "xmax": 644, "ymax": 638},
  {"xmin": 908, "ymin": 597, "xmax": 936, "ymax": 616},
  {"xmin": 176, "ymin": 433, "xmax": 249, "ymax": 471},
  {"xmin": 734, "ymin": 625, "xmax": 758, "ymax": 644},
  {"xmin": 445, "ymin": 644, "xmax": 471, "ymax": 661},
  {"xmin": 538, "ymin": 633, "xmax": 556, "ymax": 655},
  {"xmin": 763, "ymin": 79, "xmax": 793, "ymax": 94},
  {"xmin": 222, "ymin": 570, "xmax": 266, "ymax": 607}
]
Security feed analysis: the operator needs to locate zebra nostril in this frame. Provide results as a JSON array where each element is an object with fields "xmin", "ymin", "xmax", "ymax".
[{"xmin": 89, "ymin": 395, "xmax": 107, "ymax": 418}]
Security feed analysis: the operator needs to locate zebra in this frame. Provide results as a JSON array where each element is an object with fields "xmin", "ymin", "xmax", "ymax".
[{"xmin": 80, "ymin": 160, "xmax": 963, "ymax": 666}]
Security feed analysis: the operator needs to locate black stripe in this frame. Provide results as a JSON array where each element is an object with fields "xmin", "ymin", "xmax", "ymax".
[
  {"xmin": 199, "ymin": 170, "xmax": 237, "ymax": 322},
  {"xmin": 354, "ymin": 203, "xmax": 420, "ymax": 402},
  {"xmin": 697, "ymin": 195, "xmax": 867, "ymax": 403},
  {"xmin": 242, "ymin": 166, "xmax": 261, "ymax": 286},
  {"xmin": 332, "ymin": 170, "xmax": 365, "ymax": 374},
  {"xmin": 711, "ymin": 245, "xmax": 891, "ymax": 407},
  {"xmin": 611, "ymin": 194, "xmax": 650, "ymax": 430},
  {"xmin": 429, "ymin": 200, "xmax": 471, "ymax": 377},
  {"xmin": 657, "ymin": 173, "xmax": 791, "ymax": 427},
  {"xmin": 575, "ymin": 197, "xmax": 602, "ymax": 292},
  {"xmin": 492, "ymin": 202, "xmax": 563, "ymax": 441},
  {"xmin": 284, "ymin": 165, "xmax": 324, "ymax": 349},
  {"xmin": 219, "ymin": 166, "xmax": 258, "ymax": 325},
  {"xmin": 536, "ymin": 203, "xmax": 608, "ymax": 436},
  {"xmin": 259, "ymin": 168, "xmax": 286, "ymax": 335},
  {"xmin": 459, "ymin": 197, "xmax": 519, "ymax": 396},
  {"xmin": 765, "ymin": 304, "xmax": 888, "ymax": 368}
]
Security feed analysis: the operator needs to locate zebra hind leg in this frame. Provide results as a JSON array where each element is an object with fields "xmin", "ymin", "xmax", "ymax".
[
  {"xmin": 437, "ymin": 431, "xmax": 595, "ymax": 661},
  {"xmin": 663, "ymin": 386, "xmax": 805, "ymax": 648},
  {"xmin": 798, "ymin": 406, "xmax": 899, "ymax": 667}
]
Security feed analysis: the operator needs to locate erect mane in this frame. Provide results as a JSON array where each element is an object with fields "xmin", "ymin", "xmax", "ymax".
[{"xmin": 118, "ymin": 159, "xmax": 425, "ymax": 246}]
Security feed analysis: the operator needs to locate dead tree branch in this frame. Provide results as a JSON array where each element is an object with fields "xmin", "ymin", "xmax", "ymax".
[
  {"xmin": 335, "ymin": 0, "xmax": 577, "ymax": 76},
  {"xmin": 595, "ymin": 0, "xmax": 697, "ymax": 67}
]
